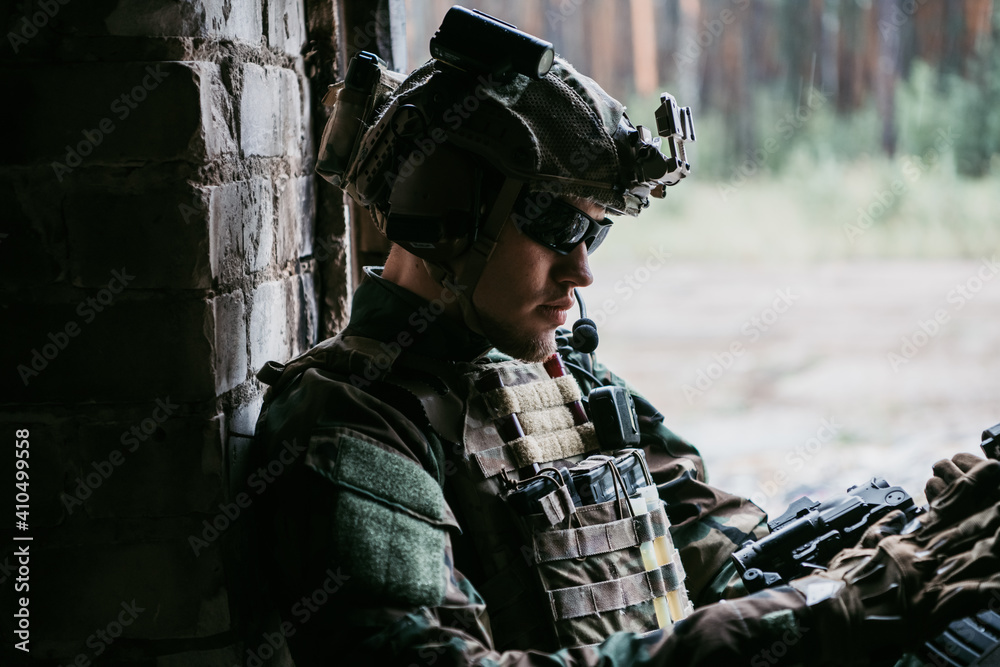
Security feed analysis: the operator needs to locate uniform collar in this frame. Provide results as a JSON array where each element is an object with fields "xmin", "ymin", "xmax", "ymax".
[{"xmin": 344, "ymin": 267, "xmax": 493, "ymax": 362}]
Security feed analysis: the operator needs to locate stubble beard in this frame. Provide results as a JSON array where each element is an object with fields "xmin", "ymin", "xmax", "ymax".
[{"xmin": 478, "ymin": 309, "xmax": 556, "ymax": 362}]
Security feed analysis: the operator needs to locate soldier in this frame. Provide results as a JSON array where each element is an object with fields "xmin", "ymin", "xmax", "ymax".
[{"xmin": 252, "ymin": 8, "xmax": 1000, "ymax": 665}]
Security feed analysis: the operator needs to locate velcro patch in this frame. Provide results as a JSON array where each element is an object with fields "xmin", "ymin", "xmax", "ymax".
[
  {"xmin": 509, "ymin": 422, "xmax": 599, "ymax": 467},
  {"xmin": 328, "ymin": 434, "xmax": 448, "ymax": 608},
  {"xmin": 336, "ymin": 435, "xmax": 443, "ymax": 522},
  {"xmin": 517, "ymin": 405, "xmax": 576, "ymax": 435},
  {"xmin": 483, "ymin": 375, "xmax": 582, "ymax": 418}
]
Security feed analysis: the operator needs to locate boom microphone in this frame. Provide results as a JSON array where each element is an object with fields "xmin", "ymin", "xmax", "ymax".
[
  {"xmin": 569, "ymin": 288, "xmax": 599, "ymax": 354},
  {"xmin": 570, "ymin": 318, "xmax": 599, "ymax": 354}
]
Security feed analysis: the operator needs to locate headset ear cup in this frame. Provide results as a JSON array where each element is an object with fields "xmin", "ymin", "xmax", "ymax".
[
  {"xmin": 385, "ymin": 143, "xmax": 480, "ymax": 261},
  {"xmin": 385, "ymin": 213, "xmax": 475, "ymax": 262},
  {"xmin": 385, "ymin": 143, "xmax": 510, "ymax": 263}
]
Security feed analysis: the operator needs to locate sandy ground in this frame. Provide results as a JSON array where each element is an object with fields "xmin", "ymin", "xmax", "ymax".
[{"xmin": 583, "ymin": 258, "xmax": 1000, "ymax": 517}]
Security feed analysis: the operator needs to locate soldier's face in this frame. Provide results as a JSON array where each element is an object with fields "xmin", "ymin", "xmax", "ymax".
[{"xmin": 473, "ymin": 196, "xmax": 600, "ymax": 361}]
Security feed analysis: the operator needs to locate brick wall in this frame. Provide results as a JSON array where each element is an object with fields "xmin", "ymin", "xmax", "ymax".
[{"xmin": 0, "ymin": 0, "xmax": 351, "ymax": 664}]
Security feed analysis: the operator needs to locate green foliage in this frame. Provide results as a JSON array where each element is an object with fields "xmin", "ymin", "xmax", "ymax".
[
  {"xmin": 602, "ymin": 88, "xmax": 1000, "ymax": 261},
  {"xmin": 598, "ymin": 30, "xmax": 1000, "ymax": 262},
  {"xmin": 692, "ymin": 56, "xmax": 995, "ymax": 181},
  {"xmin": 896, "ymin": 61, "xmax": 963, "ymax": 158},
  {"xmin": 655, "ymin": 45, "xmax": 999, "ymax": 184},
  {"xmin": 952, "ymin": 4, "xmax": 1000, "ymax": 176},
  {"xmin": 773, "ymin": 90, "xmax": 880, "ymax": 165}
]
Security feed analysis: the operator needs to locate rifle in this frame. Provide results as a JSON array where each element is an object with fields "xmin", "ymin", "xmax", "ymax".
[
  {"xmin": 731, "ymin": 422, "xmax": 1000, "ymax": 665},
  {"xmin": 731, "ymin": 477, "xmax": 922, "ymax": 593},
  {"xmin": 980, "ymin": 422, "xmax": 1000, "ymax": 461}
]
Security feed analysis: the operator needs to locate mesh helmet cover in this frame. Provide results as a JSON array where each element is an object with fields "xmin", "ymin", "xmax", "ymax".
[{"xmin": 364, "ymin": 55, "xmax": 645, "ymax": 217}]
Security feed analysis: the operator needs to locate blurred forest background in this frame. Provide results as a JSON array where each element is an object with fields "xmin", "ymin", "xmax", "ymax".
[
  {"xmin": 406, "ymin": 0, "xmax": 1000, "ymax": 173},
  {"xmin": 407, "ymin": 0, "xmax": 1000, "ymax": 170},
  {"xmin": 401, "ymin": 1, "xmax": 1000, "ymax": 513}
]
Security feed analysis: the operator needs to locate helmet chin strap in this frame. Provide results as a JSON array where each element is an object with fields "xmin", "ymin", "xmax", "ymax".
[{"xmin": 421, "ymin": 177, "xmax": 525, "ymax": 336}]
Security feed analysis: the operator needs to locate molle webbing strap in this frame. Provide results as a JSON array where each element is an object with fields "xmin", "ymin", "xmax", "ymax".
[
  {"xmin": 516, "ymin": 405, "xmax": 576, "ymax": 434},
  {"xmin": 538, "ymin": 484, "xmax": 577, "ymax": 527},
  {"xmin": 471, "ymin": 362, "xmax": 596, "ymax": 478},
  {"xmin": 473, "ymin": 443, "xmax": 519, "ymax": 479},
  {"xmin": 509, "ymin": 422, "xmax": 598, "ymax": 467},
  {"xmin": 473, "ymin": 422, "xmax": 599, "ymax": 478},
  {"xmin": 548, "ymin": 563, "xmax": 678, "ymax": 621},
  {"xmin": 482, "ymin": 376, "xmax": 582, "ymax": 417},
  {"xmin": 531, "ymin": 506, "xmax": 670, "ymax": 563},
  {"xmin": 661, "ymin": 555, "xmax": 685, "ymax": 592}
]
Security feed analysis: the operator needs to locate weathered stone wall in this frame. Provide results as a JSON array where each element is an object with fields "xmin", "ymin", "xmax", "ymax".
[{"xmin": 0, "ymin": 0, "xmax": 343, "ymax": 664}]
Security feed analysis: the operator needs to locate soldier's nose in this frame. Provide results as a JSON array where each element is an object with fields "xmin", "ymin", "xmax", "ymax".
[{"xmin": 558, "ymin": 241, "xmax": 593, "ymax": 288}]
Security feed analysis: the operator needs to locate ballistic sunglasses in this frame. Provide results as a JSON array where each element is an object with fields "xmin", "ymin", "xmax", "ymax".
[{"xmin": 510, "ymin": 194, "xmax": 613, "ymax": 255}]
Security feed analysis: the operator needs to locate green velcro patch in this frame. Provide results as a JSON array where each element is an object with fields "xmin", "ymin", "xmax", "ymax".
[
  {"xmin": 336, "ymin": 492, "xmax": 446, "ymax": 607},
  {"xmin": 336, "ymin": 435, "xmax": 444, "ymax": 522},
  {"xmin": 333, "ymin": 435, "xmax": 447, "ymax": 607}
]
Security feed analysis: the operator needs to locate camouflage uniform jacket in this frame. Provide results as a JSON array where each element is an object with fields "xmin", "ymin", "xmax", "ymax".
[{"xmin": 252, "ymin": 269, "xmax": 821, "ymax": 666}]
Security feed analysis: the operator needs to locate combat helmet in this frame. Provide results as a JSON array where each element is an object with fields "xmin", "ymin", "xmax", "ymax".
[{"xmin": 315, "ymin": 6, "xmax": 695, "ymax": 333}]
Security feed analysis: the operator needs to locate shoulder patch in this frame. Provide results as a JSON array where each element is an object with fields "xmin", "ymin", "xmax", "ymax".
[
  {"xmin": 329, "ymin": 434, "xmax": 448, "ymax": 608},
  {"xmin": 336, "ymin": 434, "xmax": 444, "ymax": 522}
]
